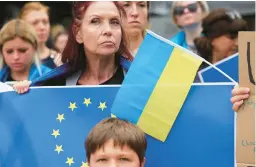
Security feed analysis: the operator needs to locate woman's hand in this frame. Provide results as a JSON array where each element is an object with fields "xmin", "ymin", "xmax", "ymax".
[
  {"xmin": 13, "ymin": 80, "xmax": 32, "ymax": 94},
  {"xmin": 230, "ymin": 86, "xmax": 250, "ymax": 112}
]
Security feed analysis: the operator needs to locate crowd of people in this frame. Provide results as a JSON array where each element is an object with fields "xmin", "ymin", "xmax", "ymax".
[{"xmin": 0, "ymin": 2, "xmax": 252, "ymax": 167}]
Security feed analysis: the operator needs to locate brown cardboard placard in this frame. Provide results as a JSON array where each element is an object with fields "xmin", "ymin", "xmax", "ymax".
[
  {"xmin": 236, "ymin": 31, "xmax": 256, "ymax": 166},
  {"xmin": 237, "ymin": 163, "xmax": 256, "ymax": 167}
]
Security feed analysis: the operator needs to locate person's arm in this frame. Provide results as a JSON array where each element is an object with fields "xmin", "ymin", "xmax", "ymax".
[{"xmin": 230, "ymin": 86, "xmax": 250, "ymax": 111}]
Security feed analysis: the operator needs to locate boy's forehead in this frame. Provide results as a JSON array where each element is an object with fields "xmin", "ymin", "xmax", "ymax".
[{"xmin": 93, "ymin": 139, "xmax": 136, "ymax": 156}]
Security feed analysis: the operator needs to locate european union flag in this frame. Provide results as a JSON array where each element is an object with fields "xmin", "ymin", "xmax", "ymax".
[
  {"xmin": 0, "ymin": 84, "xmax": 235, "ymax": 167},
  {"xmin": 0, "ymin": 86, "xmax": 119, "ymax": 167}
]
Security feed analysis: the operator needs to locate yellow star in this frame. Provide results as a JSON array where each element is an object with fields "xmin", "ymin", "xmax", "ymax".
[
  {"xmin": 81, "ymin": 161, "xmax": 89, "ymax": 167},
  {"xmin": 83, "ymin": 98, "xmax": 92, "ymax": 107},
  {"xmin": 98, "ymin": 102, "xmax": 107, "ymax": 111},
  {"xmin": 68, "ymin": 102, "xmax": 77, "ymax": 111},
  {"xmin": 66, "ymin": 157, "xmax": 75, "ymax": 166},
  {"xmin": 54, "ymin": 145, "xmax": 64, "ymax": 154},
  {"xmin": 111, "ymin": 113, "xmax": 117, "ymax": 118},
  {"xmin": 56, "ymin": 113, "xmax": 65, "ymax": 123},
  {"xmin": 51, "ymin": 129, "xmax": 60, "ymax": 138}
]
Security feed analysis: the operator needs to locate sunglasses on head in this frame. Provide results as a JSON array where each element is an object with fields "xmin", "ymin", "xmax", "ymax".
[{"xmin": 174, "ymin": 3, "xmax": 198, "ymax": 16}]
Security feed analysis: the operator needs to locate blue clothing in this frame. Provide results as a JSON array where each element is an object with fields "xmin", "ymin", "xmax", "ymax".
[
  {"xmin": 31, "ymin": 56, "xmax": 132, "ymax": 86},
  {"xmin": 41, "ymin": 56, "xmax": 56, "ymax": 69},
  {"xmin": 170, "ymin": 31, "xmax": 199, "ymax": 53},
  {"xmin": 0, "ymin": 64, "xmax": 52, "ymax": 82},
  {"xmin": 170, "ymin": 31, "xmax": 189, "ymax": 49}
]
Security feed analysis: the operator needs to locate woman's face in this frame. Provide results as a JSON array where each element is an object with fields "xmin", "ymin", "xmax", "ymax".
[
  {"xmin": 24, "ymin": 10, "xmax": 50, "ymax": 44},
  {"xmin": 76, "ymin": 1, "xmax": 122, "ymax": 57},
  {"xmin": 54, "ymin": 33, "xmax": 68, "ymax": 53},
  {"xmin": 2, "ymin": 37, "xmax": 35, "ymax": 73},
  {"xmin": 211, "ymin": 35, "xmax": 238, "ymax": 63},
  {"xmin": 118, "ymin": 1, "xmax": 148, "ymax": 36},
  {"xmin": 174, "ymin": 1, "xmax": 204, "ymax": 28}
]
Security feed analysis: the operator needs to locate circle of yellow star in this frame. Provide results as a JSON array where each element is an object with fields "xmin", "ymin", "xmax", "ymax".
[
  {"xmin": 54, "ymin": 145, "xmax": 64, "ymax": 154},
  {"xmin": 98, "ymin": 102, "xmax": 107, "ymax": 111},
  {"xmin": 81, "ymin": 161, "xmax": 88, "ymax": 167},
  {"xmin": 83, "ymin": 98, "xmax": 92, "ymax": 107},
  {"xmin": 56, "ymin": 113, "xmax": 65, "ymax": 123},
  {"xmin": 66, "ymin": 157, "xmax": 75, "ymax": 166},
  {"xmin": 68, "ymin": 102, "xmax": 77, "ymax": 112},
  {"xmin": 51, "ymin": 129, "xmax": 60, "ymax": 138}
]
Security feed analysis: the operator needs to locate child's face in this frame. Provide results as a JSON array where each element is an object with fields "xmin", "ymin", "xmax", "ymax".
[{"xmin": 89, "ymin": 140, "xmax": 145, "ymax": 167}]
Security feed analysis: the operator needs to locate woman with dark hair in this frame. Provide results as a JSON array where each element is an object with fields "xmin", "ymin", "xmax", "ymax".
[
  {"xmin": 194, "ymin": 8, "xmax": 250, "ymax": 112},
  {"xmin": 194, "ymin": 8, "xmax": 248, "ymax": 69},
  {"xmin": 29, "ymin": 1, "xmax": 133, "ymax": 87}
]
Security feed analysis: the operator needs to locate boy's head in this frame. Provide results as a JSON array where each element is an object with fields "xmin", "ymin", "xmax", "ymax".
[{"xmin": 85, "ymin": 117, "xmax": 147, "ymax": 167}]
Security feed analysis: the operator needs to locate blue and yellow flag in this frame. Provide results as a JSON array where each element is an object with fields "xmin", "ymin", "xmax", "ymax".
[{"xmin": 111, "ymin": 30, "xmax": 203, "ymax": 141}]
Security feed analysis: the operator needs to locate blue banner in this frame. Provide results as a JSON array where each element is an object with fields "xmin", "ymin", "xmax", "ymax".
[
  {"xmin": 198, "ymin": 54, "xmax": 238, "ymax": 83},
  {"xmin": 0, "ymin": 85, "xmax": 235, "ymax": 167}
]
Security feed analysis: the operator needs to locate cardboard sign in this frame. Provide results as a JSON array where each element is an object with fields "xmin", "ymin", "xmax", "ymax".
[{"xmin": 236, "ymin": 31, "xmax": 256, "ymax": 166}]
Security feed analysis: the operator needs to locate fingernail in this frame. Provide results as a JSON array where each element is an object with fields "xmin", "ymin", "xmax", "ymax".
[{"xmin": 246, "ymin": 88, "xmax": 250, "ymax": 92}]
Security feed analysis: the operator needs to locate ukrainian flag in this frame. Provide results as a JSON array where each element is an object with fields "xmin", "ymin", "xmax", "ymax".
[{"xmin": 111, "ymin": 30, "xmax": 203, "ymax": 142}]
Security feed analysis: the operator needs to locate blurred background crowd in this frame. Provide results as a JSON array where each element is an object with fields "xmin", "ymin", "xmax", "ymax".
[
  {"xmin": 0, "ymin": 1, "xmax": 255, "ymax": 84},
  {"xmin": 0, "ymin": 1, "xmax": 254, "ymax": 38}
]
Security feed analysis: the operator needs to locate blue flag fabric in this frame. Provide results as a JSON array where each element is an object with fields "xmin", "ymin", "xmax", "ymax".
[
  {"xmin": 0, "ymin": 85, "xmax": 235, "ymax": 167},
  {"xmin": 198, "ymin": 54, "xmax": 238, "ymax": 83},
  {"xmin": 0, "ymin": 87, "xmax": 118, "ymax": 167},
  {"xmin": 112, "ymin": 84, "xmax": 235, "ymax": 167}
]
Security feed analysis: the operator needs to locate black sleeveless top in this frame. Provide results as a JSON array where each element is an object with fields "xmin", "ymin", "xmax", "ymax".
[
  {"xmin": 41, "ymin": 65, "xmax": 124, "ymax": 86},
  {"xmin": 77, "ymin": 65, "xmax": 124, "ymax": 85},
  {"xmin": 41, "ymin": 55, "xmax": 56, "ymax": 69}
]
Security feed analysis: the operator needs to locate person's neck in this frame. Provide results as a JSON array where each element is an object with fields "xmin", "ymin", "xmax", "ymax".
[
  {"xmin": 11, "ymin": 68, "xmax": 30, "ymax": 81},
  {"xmin": 79, "ymin": 53, "xmax": 117, "ymax": 85},
  {"xmin": 183, "ymin": 23, "xmax": 202, "ymax": 46},
  {"xmin": 38, "ymin": 42, "xmax": 50, "ymax": 60},
  {"xmin": 212, "ymin": 51, "xmax": 222, "ymax": 64},
  {"xmin": 212, "ymin": 55, "xmax": 218, "ymax": 64},
  {"xmin": 128, "ymin": 32, "xmax": 144, "ymax": 56}
]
